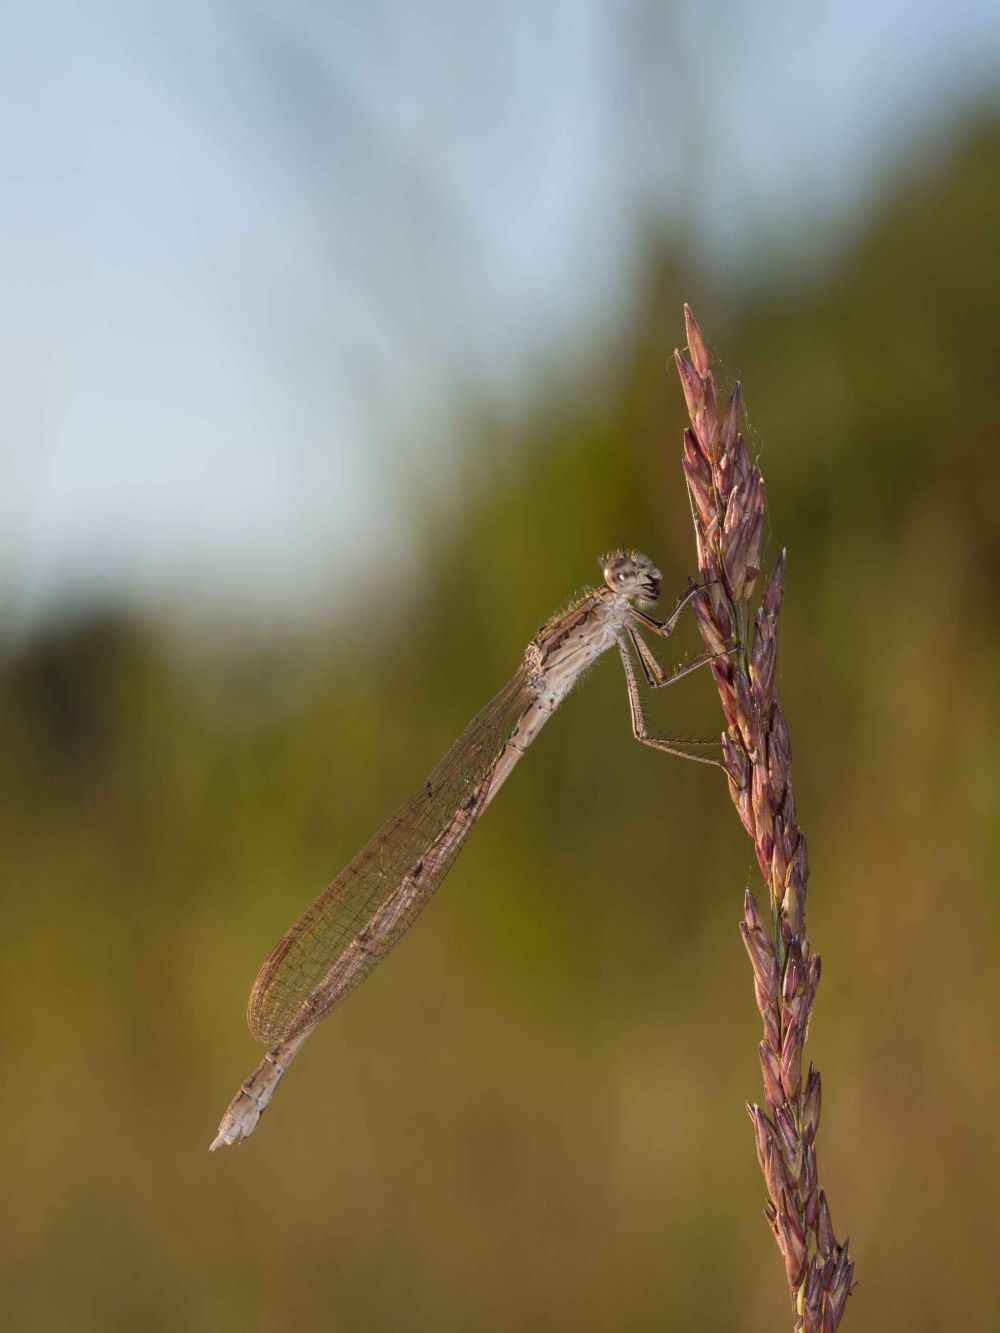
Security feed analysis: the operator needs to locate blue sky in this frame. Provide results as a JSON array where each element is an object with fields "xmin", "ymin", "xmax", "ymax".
[{"xmin": 3, "ymin": 0, "xmax": 999, "ymax": 634}]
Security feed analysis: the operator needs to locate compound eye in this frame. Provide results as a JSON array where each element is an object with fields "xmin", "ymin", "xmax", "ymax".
[{"xmin": 604, "ymin": 556, "xmax": 637, "ymax": 593}]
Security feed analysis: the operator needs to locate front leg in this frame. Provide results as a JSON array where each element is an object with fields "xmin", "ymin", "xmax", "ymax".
[{"xmin": 628, "ymin": 577, "xmax": 704, "ymax": 639}]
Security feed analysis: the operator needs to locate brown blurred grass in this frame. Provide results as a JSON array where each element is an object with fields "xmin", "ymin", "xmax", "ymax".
[{"xmin": 1, "ymin": 121, "xmax": 999, "ymax": 1330}]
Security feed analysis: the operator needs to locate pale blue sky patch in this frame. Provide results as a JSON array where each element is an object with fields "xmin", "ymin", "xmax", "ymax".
[{"xmin": 1, "ymin": 0, "xmax": 997, "ymax": 635}]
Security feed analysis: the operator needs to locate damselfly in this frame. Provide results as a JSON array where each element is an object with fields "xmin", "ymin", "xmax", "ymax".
[{"xmin": 211, "ymin": 550, "xmax": 718, "ymax": 1149}]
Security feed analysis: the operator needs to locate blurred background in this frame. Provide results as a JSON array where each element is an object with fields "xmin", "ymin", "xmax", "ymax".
[{"xmin": 2, "ymin": 2, "xmax": 999, "ymax": 1329}]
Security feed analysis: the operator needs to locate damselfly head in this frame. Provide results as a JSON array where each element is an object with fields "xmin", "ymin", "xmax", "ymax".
[{"xmin": 602, "ymin": 551, "xmax": 662, "ymax": 604}]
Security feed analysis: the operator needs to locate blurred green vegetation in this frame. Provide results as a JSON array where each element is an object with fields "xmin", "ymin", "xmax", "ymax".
[{"xmin": 2, "ymin": 122, "xmax": 999, "ymax": 1331}]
